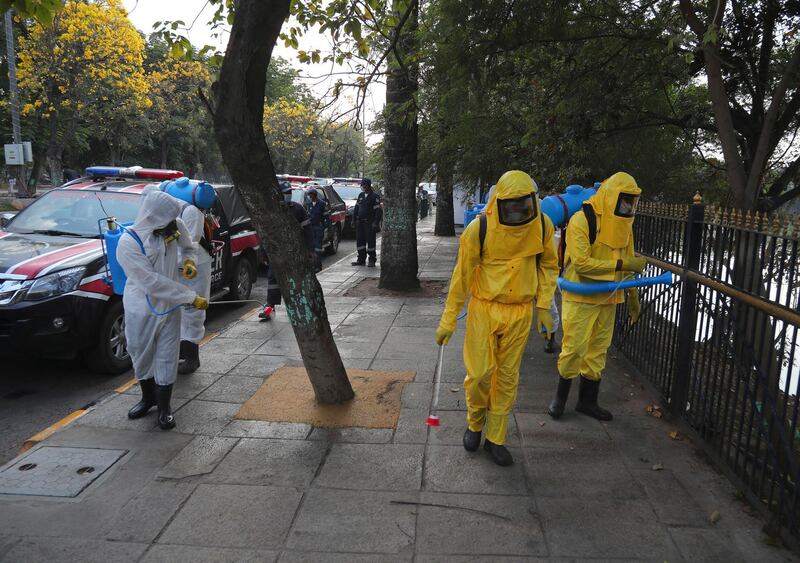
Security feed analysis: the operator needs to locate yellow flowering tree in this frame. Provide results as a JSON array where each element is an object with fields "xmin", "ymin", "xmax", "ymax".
[
  {"xmin": 17, "ymin": 0, "xmax": 149, "ymax": 185},
  {"xmin": 146, "ymin": 58, "xmax": 211, "ymax": 169},
  {"xmin": 262, "ymin": 97, "xmax": 319, "ymax": 174}
]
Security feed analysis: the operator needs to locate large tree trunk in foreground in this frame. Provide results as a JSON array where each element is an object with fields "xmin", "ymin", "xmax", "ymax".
[
  {"xmin": 379, "ymin": 0, "xmax": 420, "ymax": 290},
  {"xmin": 211, "ymin": 0, "xmax": 353, "ymax": 404}
]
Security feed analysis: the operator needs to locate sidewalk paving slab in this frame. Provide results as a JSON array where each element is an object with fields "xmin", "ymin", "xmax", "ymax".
[{"xmin": 0, "ymin": 217, "xmax": 797, "ymax": 562}]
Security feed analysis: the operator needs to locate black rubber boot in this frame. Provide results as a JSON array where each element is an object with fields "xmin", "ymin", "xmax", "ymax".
[
  {"xmin": 128, "ymin": 378, "xmax": 156, "ymax": 419},
  {"xmin": 178, "ymin": 341, "xmax": 200, "ymax": 375},
  {"xmin": 155, "ymin": 384, "xmax": 176, "ymax": 430},
  {"xmin": 575, "ymin": 377, "xmax": 613, "ymax": 421},
  {"xmin": 463, "ymin": 428, "xmax": 481, "ymax": 452},
  {"xmin": 544, "ymin": 335, "xmax": 557, "ymax": 354},
  {"xmin": 483, "ymin": 439, "xmax": 513, "ymax": 466},
  {"xmin": 367, "ymin": 261, "xmax": 376, "ymax": 268},
  {"xmin": 351, "ymin": 261, "xmax": 365, "ymax": 266},
  {"xmin": 179, "ymin": 340, "xmax": 189, "ymax": 361},
  {"xmin": 548, "ymin": 377, "xmax": 573, "ymax": 419}
]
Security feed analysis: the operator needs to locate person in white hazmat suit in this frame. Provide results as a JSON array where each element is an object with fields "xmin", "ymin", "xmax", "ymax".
[
  {"xmin": 176, "ymin": 198, "xmax": 214, "ymax": 374},
  {"xmin": 117, "ymin": 191, "xmax": 208, "ymax": 430}
]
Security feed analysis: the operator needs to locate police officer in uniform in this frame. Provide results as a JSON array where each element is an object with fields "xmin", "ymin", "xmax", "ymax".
[
  {"xmin": 260, "ymin": 181, "xmax": 314, "ymax": 319},
  {"xmin": 351, "ymin": 177, "xmax": 382, "ymax": 267}
]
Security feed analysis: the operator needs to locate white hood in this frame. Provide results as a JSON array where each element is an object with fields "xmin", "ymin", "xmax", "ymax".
[{"xmin": 132, "ymin": 191, "xmax": 183, "ymax": 236}]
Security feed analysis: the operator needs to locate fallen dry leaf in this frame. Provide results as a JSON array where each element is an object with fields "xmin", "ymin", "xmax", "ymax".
[
  {"xmin": 669, "ymin": 431, "xmax": 682, "ymax": 440},
  {"xmin": 538, "ymin": 421, "xmax": 546, "ymax": 427},
  {"xmin": 709, "ymin": 510, "xmax": 721, "ymax": 524},
  {"xmin": 450, "ymin": 387, "xmax": 460, "ymax": 393},
  {"xmin": 652, "ymin": 463, "xmax": 664, "ymax": 471}
]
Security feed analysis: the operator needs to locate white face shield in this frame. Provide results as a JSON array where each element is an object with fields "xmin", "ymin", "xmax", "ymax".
[{"xmin": 497, "ymin": 193, "xmax": 537, "ymax": 226}]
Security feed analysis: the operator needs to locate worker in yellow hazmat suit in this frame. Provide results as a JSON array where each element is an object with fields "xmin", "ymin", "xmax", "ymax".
[
  {"xmin": 548, "ymin": 172, "xmax": 645, "ymax": 421},
  {"xmin": 436, "ymin": 170, "xmax": 558, "ymax": 466}
]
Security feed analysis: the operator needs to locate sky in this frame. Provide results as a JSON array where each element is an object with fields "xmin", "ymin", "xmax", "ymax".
[{"xmin": 123, "ymin": 0, "xmax": 385, "ymax": 144}]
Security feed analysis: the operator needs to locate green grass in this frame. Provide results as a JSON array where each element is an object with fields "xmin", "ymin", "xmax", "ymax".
[{"xmin": 0, "ymin": 203, "xmax": 15, "ymax": 212}]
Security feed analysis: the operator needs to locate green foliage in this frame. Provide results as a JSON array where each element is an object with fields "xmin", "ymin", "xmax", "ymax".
[
  {"xmin": 417, "ymin": 0, "xmax": 739, "ymax": 204},
  {"xmin": 0, "ymin": 0, "xmax": 64, "ymax": 26}
]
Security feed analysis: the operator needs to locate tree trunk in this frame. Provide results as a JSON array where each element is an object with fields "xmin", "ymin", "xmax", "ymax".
[
  {"xmin": 211, "ymin": 0, "xmax": 353, "ymax": 404},
  {"xmin": 45, "ymin": 112, "xmax": 63, "ymax": 187},
  {"xmin": 379, "ymin": 0, "xmax": 420, "ymax": 291},
  {"xmin": 434, "ymin": 154, "xmax": 455, "ymax": 236},
  {"xmin": 743, "ymin": 42, "xmax": 800, "ymax": 207}
]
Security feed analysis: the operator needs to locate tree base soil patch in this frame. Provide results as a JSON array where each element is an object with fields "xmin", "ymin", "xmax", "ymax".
[
  {"xmin": 237, "ymin": 367, "xmax": 416, "ymax": 429},
  {"xmin": 344, "ymin": 278, "xmax": 448, "ymax": 298}
]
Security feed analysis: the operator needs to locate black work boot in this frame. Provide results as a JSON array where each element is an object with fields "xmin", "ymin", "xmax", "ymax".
[
  {"xmin": 351, "ymin": 260, "xmax": 366, "ymax": 266},
  {"xmin": 544, "ymin": 335, "xmax": 557, "ymax": 354},
  {"xmin": 367, "ymin": 261, "xmax": 376, "ymax": 268},
  {"xmin": 128, "ymin": 378, "xmax": 156, "ymax": 419},
  {"xmin": 548, "ymin": 377, "xmax": 573, "ymax": 419},
  {"xmin": 155, "ymin": 384, "xmax": 176, "ymax": 430},
  {"xmin": 575, "ymin": 377, "xmax": 613, "ymax": 421},
  {"xmin": 178, "ymin": 341, "xmax": 200, "ymax": 375},
  {"xmin": 463, "ymin": 428, "xmax": 481, "ymax": 452},
  {"xmin": 483, "ymin": 439, "xmax": 513, "ymax": 466}
]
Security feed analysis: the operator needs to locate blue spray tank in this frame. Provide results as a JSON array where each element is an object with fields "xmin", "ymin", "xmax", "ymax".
[
  {"xmin": 100, "ymin": 218, "xmax": 132, "ymax": 295},
  {"xmin": 540, "ymin": 184, "xmax": 598, "ymax": 228},
  {"xmin": 463, "ymin": 204, "xmax": 486, "ymax": 228},
  {"xmin": 158, "ymin": 177, "xmax": 216, "ymax": 209}
]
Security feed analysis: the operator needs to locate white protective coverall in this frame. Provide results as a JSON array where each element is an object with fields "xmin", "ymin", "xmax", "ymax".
[
  {"xmin": 117, "ymin": 191, "xmax": 197, "ymax": 385},
  {"xmin": 177, "ymin": 204, "xmax": 212, "ymax": 344}
]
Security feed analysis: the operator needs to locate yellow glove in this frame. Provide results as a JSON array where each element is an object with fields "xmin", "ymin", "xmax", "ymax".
[
  {"xmin": 620, "ymin": 255, "xmax": 647, "ymax": 273},
  {"xmin": 627, "ymin": 289, "xmax": 641, "ymax": 324},
  {"xmin": 436, "ymin": 325, "xmax": 453, "ymax": 346},
  {"xmin": 192, "ymin": 295, "xmax": 209, "ymax": 310},
  {"xmin": 182, "ymin": 259, "xmax": 198, "ymax": 279},
  {"xmin": 537, "ymin": 307, "xmax": 554, "ymax": 338}
]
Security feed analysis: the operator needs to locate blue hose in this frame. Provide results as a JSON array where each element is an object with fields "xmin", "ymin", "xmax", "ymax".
[{"xmin": 557, "ymin": 271, "xmax": 673, "ymax": 294}]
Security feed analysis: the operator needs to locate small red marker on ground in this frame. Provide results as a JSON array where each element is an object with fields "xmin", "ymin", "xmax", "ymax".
[{"xmin": 426, "ymin": 414, "xmax": 440, "ymax": 427}]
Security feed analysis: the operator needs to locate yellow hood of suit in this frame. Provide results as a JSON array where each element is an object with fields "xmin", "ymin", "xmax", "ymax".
[
  {"xmin": 483, "ymin": 170, "xmax": 543, "ymax": 259},
  {"xmin": 586, "ymin": 172, "xmax": 641, "ymax": 249}
]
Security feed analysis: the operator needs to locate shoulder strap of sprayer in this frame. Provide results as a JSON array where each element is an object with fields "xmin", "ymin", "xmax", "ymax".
[
  {"xmin": 125, "ymin": 228, "xmax": 146, "ymax": 255},
  {"xmin": 478, "ymin": 213, "xmax": 546, "ymax": 264},
  {"xmin": 583, "ymin": 203, "xmax": 597, "ymax": 245},
  {"xmin": 560, "ymin": 203, "xmax": 597, "ymax": 270}
]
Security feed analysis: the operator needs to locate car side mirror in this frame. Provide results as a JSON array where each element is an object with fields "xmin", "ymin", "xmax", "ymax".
[{"xmin": 0, "ymin": 213, "xmax": 15, "ymax": 228}]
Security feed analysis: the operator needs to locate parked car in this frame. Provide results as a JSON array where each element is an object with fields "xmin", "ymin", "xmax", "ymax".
[
  {"xmin": 0, "ymin": 167, "xmax": 264, "ymax": 375},
  {"xmin": 291, "ymin": 181, "xmax": 346, "ymax": 254}
]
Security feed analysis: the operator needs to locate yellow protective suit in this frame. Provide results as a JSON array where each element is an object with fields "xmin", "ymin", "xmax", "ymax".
[
  {"xmin": 439, "ymin": 170, "xmax": 558, "ymax": 445},
  {"xmin": 558, "ymin": 172, "xmax": 641, "ymax": 381}
]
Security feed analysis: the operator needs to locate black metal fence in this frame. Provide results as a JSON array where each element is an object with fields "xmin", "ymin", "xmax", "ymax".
[{"xmin": 613, "ymin": 197, "xmax": 800, "ymax": 545}]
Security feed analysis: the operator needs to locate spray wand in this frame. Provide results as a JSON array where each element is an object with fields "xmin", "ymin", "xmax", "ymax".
[{"xmin": 426, "ymin": 344, "xmax": 445, "ymax": 427}]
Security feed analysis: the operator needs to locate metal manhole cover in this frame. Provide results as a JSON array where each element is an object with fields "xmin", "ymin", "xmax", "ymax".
[{"xmin": 0, "ymin": 446, "xmax": 127, "ymax": 497}]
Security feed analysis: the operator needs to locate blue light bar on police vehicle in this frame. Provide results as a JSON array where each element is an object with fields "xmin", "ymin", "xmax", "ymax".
[{"xmin": 85, "ymin": 166, "xmax": 185, "ymax": 181}]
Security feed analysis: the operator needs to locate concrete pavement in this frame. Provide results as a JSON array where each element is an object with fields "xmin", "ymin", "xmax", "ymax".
[{"xmin": 0, "ymin": 215, "xmax": 794, "ymax": 562}]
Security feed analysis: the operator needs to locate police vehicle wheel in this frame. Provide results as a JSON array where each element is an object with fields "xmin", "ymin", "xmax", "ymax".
[
  {"xmin": 325, "ymin": 225, "xmax": 340, "ymax": 255},
  {"xmin": 86, "ymin": 299, "xmax": 132, "ymax": 375},
  {"xmin": 230, "ymin": 257, "xmax": 254, "ymax": 300}
]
